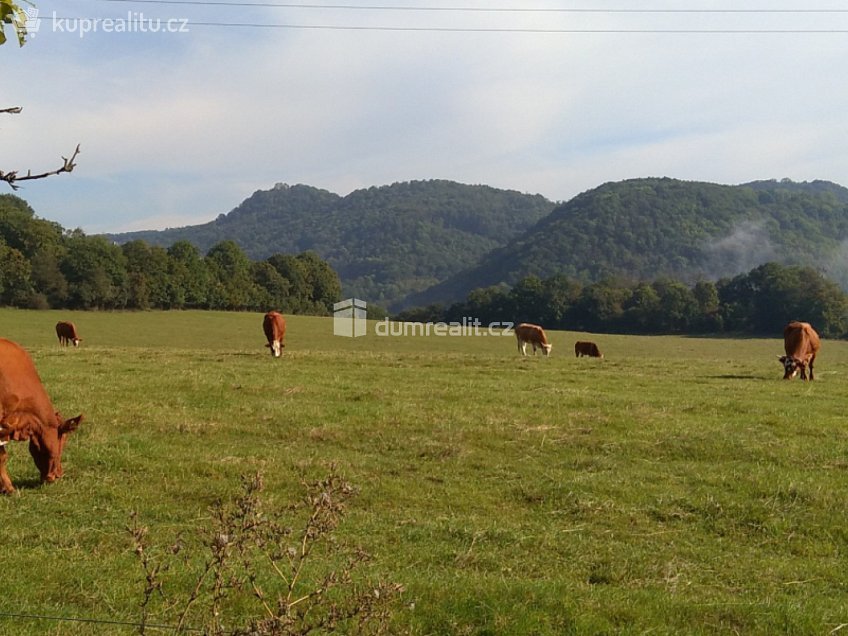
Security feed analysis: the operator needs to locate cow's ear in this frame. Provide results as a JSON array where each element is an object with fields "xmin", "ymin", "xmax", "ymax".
[
  {"xmin": 4, "ymin": 413, "xmax": 34, "ymax": 440},
  {"xmin": 60, "ymin": 414, "xmax": 84, "ymax": 435},
  {"xmin": 778, "ymin": 356, "xmax": 786, "ymax": 362}
]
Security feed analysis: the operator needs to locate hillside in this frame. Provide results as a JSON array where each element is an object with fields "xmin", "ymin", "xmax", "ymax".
[
  {"xmin": 406, "ymin": 178, "xmax": 848, "ymax": 307},
  {"xmin": 109, "ymin": 180, "xmax": 555, "ymax": 309}
]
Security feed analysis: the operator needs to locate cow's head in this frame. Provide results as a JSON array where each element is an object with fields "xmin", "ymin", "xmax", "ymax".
[
  {"xmin": 542, "ymin": 343, "xmax": 553, "ymax": 356},
  {"xmin": 72, "ymin": 337, "xmax": 82, "ymax": 347},
  {"xmin": 778, "ymin": 355, "xmax": 805, "ymax": 380},
  {"xmin": 28, "ymin": 413, "xmax": 84, "ymax": 483},
  {"xmin": 266, "ymin": 341, "xmax": 283, "ymax": 357}
]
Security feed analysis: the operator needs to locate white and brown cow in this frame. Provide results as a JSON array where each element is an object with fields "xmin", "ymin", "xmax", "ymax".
[
  {"xmin": 515, "ymin": 323, "xmax": 552, "ymax": 356},
  {"xmin": 779, "ymin": 321, "xmax": 820, "ymax": 381},
  {"xmin": 55, "ymin": 321, "xmax": 82, "ymax": 347},
  {"xmin": 0, "ymin": 338, "xmax": 84, "ymax": 493},
  {"xmin": 263, "ymin": 311, "xmax": 287, "ymax": 358}
]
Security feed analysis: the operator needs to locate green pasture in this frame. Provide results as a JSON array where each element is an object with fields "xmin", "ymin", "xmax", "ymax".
[{"xmin": 1, "ymin": 308, "xmax": 847, "ymax": 635}]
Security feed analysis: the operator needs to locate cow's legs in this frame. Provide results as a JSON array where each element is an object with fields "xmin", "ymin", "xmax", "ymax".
[
  {"xmin": 808, "ymin": 356, "xmax": 815, "ymax": 381},
  {"xmin": 0, "ymin": 445, "xmax": 14, "ymax": 494}
]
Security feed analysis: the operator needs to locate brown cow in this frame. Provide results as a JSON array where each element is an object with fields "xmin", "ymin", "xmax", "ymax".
[
  {"xmin": 0, "ymin": 338, "xmax": 84, "ymax": 493},
  {"xmin": 263, "ymin": 311, "xmax": 287, "ymax": 358},
  {"xmin": 515, "ymin": 323, "xmax": 552, "ymax": 356},
  {"xmin": 779, "ymin": 321, "xmax": 820, "ymax": 381},
  {"xmin": 56, "ymin": 321, "xmax": 82, "ymax": 347},
  {"xmin": 575, "ymin": 341, "xmax": 603, "ymax": 358}
]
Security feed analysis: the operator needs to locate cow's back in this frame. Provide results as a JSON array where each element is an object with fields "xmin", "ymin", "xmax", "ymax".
[
  {"xmin": 516, "ymin": 323, "xmax": 546, "ymax": 343},
  {"xmin": 55, "ymin": 321, "xmax": 82, "ymax": 346},
  {"xmin": 263, "ymin": 311, "xmax": 285, "ymax": 340},
  {"xmin": 0, "ymin": 339, "xmax": 55, "ymax": 423},
  {"xmin": 784, "ymin": 321, "xmax": 820, "ymax": 356},
  {"xmin": 263, "ymin": 311, "xmax": 287, "ymax": 357},
  {"xmin": 575, "ymin": 341, "xmax": 602, "ymax": 357}
]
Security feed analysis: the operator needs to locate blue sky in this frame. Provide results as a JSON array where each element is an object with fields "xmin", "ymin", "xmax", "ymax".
[{"xmin": 4, "ymin": 1, "xmax": 848, "ymax": 233}]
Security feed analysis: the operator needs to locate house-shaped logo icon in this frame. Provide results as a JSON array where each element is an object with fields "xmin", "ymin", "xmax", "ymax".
[{"xmin": 333, "ymin": 298, "xmax": 367, "ymax": 337}]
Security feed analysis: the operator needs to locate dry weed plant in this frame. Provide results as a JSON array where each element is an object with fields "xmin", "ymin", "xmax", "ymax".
[{"xmin": 128, "ymin": 469, "xmax": 404, "ymax": 635}]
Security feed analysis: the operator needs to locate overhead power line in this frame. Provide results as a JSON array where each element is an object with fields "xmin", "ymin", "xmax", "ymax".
[
  {"xmin": 43, "ymin": 16, "xmax": 848, "ymax": 33},
  {"xmin": 51, "ymin": 2, "xmax": 848, "ymax": 33},
  {"xmin": 86, "ymin": 1, "xmax": 848, "ymax": 12}
]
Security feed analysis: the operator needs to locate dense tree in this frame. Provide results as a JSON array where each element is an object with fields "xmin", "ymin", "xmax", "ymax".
[
  {"xmin": 445, "ymin": 285, "xmax": 510, "ymax": 325},
  {"xmin": 0, "ymin": 198, "xmax": 342, "ymax": 313},
  {"xmin": 718, "ymin": 263, "xmax": 848, "ymax": 337},
  {"xmin": 652, "ymin": 278, "xmax": 699, "ymax": 333},
  {"xmin": 408, "ymin": 178, "xmax": 848, "ymax": 310},
  {"xmin": 30, "ymin": 249, "xmax": 68, "ymax": 308},
  {"xmin": 570, "ymin": 280, "xmax": 632, "ymax": 332},
  {"xmin": 507, "ymin": 276, "xmax": 548, "ymax": 324},
  {"xmin": 123, "ymin": 241, "xmax": 171, "ymax": 309},
  {"xmin": 266, "ymin": 254, "xmax": 311, "ymax": 313},
  {"xmin": 692, "ymin": 280, "xmax": 722, "ymax": 332},
  {"xmin": 412, "ymin": 263, "xmax": 848, "ymax": 339},
  {"xmin": 295, "ymin": 251, "xmax": 343, "ymax": 314},
  {"xmin": 622, "ymin": 283, "xmax": 662, "ymax": 333},
  {"xmin": 167, "ymin": 241, "xmax": 210, "ymax": 308},
  {"xmin": 205, "ymin": 240, "xmax": 262, "ymax": 310},
  {"xmin": 0, "ymin": 240, "xmax": 32, "ymax": 305},
  {"xmin": 60, "ymin": 233, "xmax": 128, "ymax": 309},
  {"xmin": 107, "ymin": 180, "xmax": 555, "ymax": 309}
]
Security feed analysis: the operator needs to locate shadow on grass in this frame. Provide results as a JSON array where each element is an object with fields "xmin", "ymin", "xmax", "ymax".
[
  {"xmin": 682, "ymin": 333, "xmax": 773, "ymax": 340},
  {"xmin": 706, "ymin": 374, "xmax": 769, "ymax": 381},
  {"xmin": 6, "ymin": 477, "xmax": 45, "ymax": 492}
]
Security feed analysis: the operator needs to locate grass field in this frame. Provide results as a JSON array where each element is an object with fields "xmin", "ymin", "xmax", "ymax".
[{"xmin": 1, "ymin": 308, "xmax": 847, "ymax": 635}]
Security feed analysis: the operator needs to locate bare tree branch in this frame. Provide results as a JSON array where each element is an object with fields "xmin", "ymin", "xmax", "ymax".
[
  {"xmin": 1, "ymin": 144, "xmax": 81, "ymax": 190},
  {"xmin": 1, "ymin": 105, "xmax": 81, "ymax": 190}
]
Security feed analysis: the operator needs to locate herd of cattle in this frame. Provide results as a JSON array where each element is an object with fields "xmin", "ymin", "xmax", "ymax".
[
  {"xmin": 515, "ymin": 322, "xmax": 604, "ymax": 359},
  {"xmin": 0, "ymin": 315, "xmax": 823, "ymax": 494}
]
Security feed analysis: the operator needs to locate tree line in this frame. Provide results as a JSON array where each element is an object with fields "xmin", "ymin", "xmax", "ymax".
[
  {"xmin": 0, "ymin": 195, "xmax": 341, "ymax": 313},
  {"xmin": 396, "ymin": 262, "xmax": 848, "ymax": 339}
]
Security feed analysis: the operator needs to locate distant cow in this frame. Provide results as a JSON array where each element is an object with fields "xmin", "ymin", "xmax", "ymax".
[
  {"xmin": 263, "ymin": 311, "xmax": 287, "ymax": 358},
  {"xmin": 779, "ymin": 321, "xmax": 820, "ymax": 381},
  {"xmin": 0, "ymin": 338, "xmax": 84, "ymax": 493},
  {"xmin": 515, "ymin": 323, "xmax": 552, "ymax": 356},
  {"xmin": 575, "ymin": 341, "xmax": 603, "ymax": 358},
  {"xmin": 55, "ymin": 321, "xmax": 82, "ymax": 347}
]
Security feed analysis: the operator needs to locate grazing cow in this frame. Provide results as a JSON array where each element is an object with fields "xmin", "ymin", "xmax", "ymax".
[
  {"xmin": 0, "ymin": 338, "xmax": 84, "ymax": 493},
  {"xmin": 779, "ymin": 321, "xmax": 820, "ymax": 381},
  {"xmin": 575, "ymin": 341, "xmax": 603, "ymax": 358},
  {"xmin": 55, "ymin": 321, "xmax": 82, "ymax": 347},
  {"xmin": 263, "ymin": 311, "xmax": 287, "ymax": 358},
  {"xmin": 515, "ymin": 323, "xmax": 552, "ymax": 356}
]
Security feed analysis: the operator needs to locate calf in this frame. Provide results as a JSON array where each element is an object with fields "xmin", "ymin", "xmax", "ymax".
[
  {"xmin": 575, "ymin": 341, "xmax": 603, "ymax": 358},
  {"xmin": 515, "ymin": 323, "xmax": 552, "ymax": 356},
  {"xmin": 56, "ymin": 321, "xmax": 82, "ymax": 347},
  {"xmin": 779, "ymin": 321, "xmax": 820, "ymax": 381},
  {"xmin": 263, "ymin": 311, "xmax": 287, "ymax": 358},
  {"xmin": 0, "ymin": 338, "xmax": 84, "ymax": 493}
]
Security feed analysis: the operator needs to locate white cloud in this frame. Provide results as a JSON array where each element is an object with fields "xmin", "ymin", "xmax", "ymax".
[{"xmin": 5, "ymin": 1, "xmax": 848, "ymax": 232}]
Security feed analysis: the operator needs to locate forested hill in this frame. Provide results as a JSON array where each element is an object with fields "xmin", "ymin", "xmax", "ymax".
[
  {"xmin": 109, "ymin": 180, "xmax": 555, "ymax": 309},
  {"xmin": 406, "ymin": 178, "xmax": 848, "ymax": 308}
]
